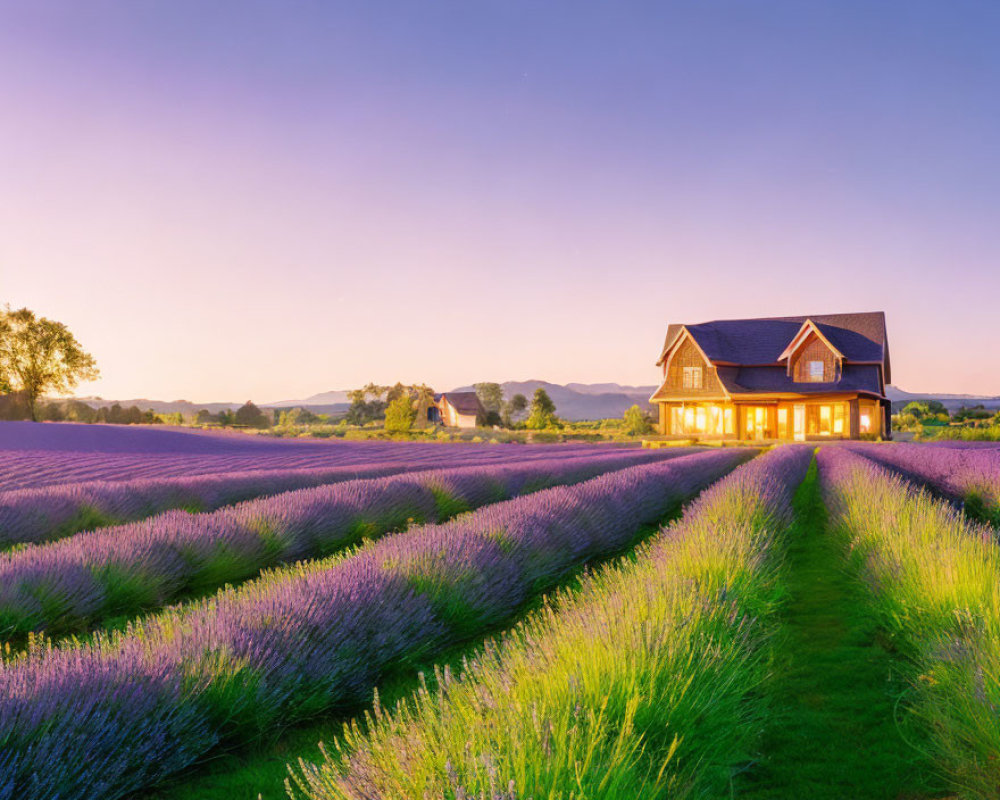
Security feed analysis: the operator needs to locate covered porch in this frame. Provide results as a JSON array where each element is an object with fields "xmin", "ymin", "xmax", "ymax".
[{"xmin": 657, "ymin": 394, "xmax": 888, "ymax": 440}]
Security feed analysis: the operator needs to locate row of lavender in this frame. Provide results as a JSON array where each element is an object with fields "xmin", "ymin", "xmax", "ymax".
[
  {"xmin": 0, "ymin": 463, "xmax": 410, "ymax": 548},
  {"xmin": 840, "ymin": 441, "xmax": 1000, "ymax": 525},
  {"xmin": 0, "ymin": 438, "xmax": 613, "ymax": 492},
  {"xmin": 0, "ymin": 442, "xmax": 639, "ymax": 548},
  {"xmin": 288, "ymin": 445, "xmax": 813, "ymax": 799},
  {"xmin": 818, "ymin": 447, "xmax": 1000, "ymax": 798},
  {"xmin": 0, "ymin": 449, "xmax": 692, "ymax": 641},
  {"xmin": 0, "ymin": 448, "xmax": 749, "ymax": 800}
]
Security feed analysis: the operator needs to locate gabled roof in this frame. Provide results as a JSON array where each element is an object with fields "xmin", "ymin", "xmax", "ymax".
[
  {"xmin": 777, "ymin": 319, "xmax": 844, "ymax": 363},
  {"xmin": 438, "ymin": 391, "xmax": 484, "ymax": 417},
  {"xmin": 657, "ymin": 312, "xmax": 888, "ymax": 370}
]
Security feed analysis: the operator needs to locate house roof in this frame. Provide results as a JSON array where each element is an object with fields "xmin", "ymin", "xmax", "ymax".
[
  {"xmin": 439, "ymin": 391, "xmax": 484, "ymax": 417},
  {"xmin": 658, "ymin": 312, "xmax": 889, "ymax": 373},
  {"xmin": 716, "ymin": 364, "xmax": 884, "ymax": 395},
  {"xmin": 655, "ymin": 312, "xmax": 890, "ymax": 400}
]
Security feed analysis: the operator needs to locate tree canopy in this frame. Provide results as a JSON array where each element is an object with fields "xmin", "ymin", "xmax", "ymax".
[
  {"xmin": 0, "ymin": 307, "xmax": 99, "ymax": 421},
  {"xmin": 384, "ymin": 393, "xmax": 416, "ymax": 433},
  {"xmin": 526, "ymin": 388, "xmax": 559, "ymax": 429},
  {"xmin": 234, "ymin": 401, "xmax": 271, "ymax": 428},
  {"xmin": 623, "ymin": 404, "xmax": 654, "ymax": 435}
]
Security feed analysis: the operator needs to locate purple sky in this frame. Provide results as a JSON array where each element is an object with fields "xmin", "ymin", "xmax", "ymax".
[{"xmin": 2, "ymin": 2, "xmax": 999, "ymax": 401}]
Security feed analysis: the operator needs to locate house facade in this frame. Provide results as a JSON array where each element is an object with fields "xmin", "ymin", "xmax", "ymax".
[
  {"xmin": 432, "ymin": 392, "xmax": 484, "ymax": 429},
  {"xmin": 650, "ymin": 312, "xmax": 891, "ymax": 440}
]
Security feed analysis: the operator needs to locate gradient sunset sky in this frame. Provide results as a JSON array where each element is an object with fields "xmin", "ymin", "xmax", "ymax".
[{"xmin": 2, "ymin": 2, "xmax": 999, "ymax": 402}]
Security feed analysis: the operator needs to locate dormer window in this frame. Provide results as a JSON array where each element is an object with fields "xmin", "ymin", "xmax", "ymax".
[
  {"xmin": 807, "ymin": 361, "xmax": 825, "ymax": 382},
  {"xmin": 682, "ymin": 366, "xmax": 703, "ymax": 389}
]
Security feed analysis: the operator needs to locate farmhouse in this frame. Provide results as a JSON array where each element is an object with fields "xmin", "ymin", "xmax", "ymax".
[
  {"xmin": 431, "ymin": 391, "xmax": 484, "ymax": 428},
  {"xmin": 650, "ymin": 312, "xmax": 891, "ymax": 440}
]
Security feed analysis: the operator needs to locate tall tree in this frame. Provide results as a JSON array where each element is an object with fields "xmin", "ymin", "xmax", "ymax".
[
  {"xmin": 623, "ymin": 404, "xmax": 654, "ymax": 435},
  {"xmin": 346, "ymin": 383, "xmax": 388, "ymax": 425},
  {"xmin": 526, "ymin": 388, "xmax": 559, "ymax": 429},
  {"xmin": 384, "ymin": 392, "xmax": 415, "ymax": 434},
  {"xmin": 474, "ymin": 382, "xmax": 504, "ymax": 427},
  {"xmin": 234, "ymin": 401, "xmax": 271, "ymax": 428},
  {"xmin": 503, "ymin": 393, "xmax": 528, "ymax": 427},
  {"xmin": 474, "ymin": 383, "xmax": 504, "ymax": 414},
  {"xmin": 0, "ymin": 307, "xmax": 99, "ymax": 421}
]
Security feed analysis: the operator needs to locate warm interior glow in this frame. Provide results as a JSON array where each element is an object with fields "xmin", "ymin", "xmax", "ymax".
[
  {"xmin": 669, "ymin": 401, "xmax": 862, "ymax": 439},
  {"xmin": 671, "ymin": 403, "xmax": 733, "ymax": 435},
  {"xmin": 743, "ymin": 406, "xmax": 771, "ymax": 439}
]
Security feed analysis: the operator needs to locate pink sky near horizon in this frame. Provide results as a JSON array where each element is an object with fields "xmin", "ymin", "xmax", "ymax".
[{"xmin": 2, "ymin": 3, "xmax": 999, "ymax": 403}]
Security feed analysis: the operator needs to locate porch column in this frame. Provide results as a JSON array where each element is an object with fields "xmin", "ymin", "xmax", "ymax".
[{"xmin": 849, "ymin": 398, "xmax": 861, "ymax": 439}]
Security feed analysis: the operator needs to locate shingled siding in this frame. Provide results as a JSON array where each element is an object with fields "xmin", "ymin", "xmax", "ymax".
[
  {"xmin": 665, "ymin": 337, "xmax": 726, "ymax": 396},
  {"xmin": 790, "ymin": 334, "xmax": 839, "ymax": 383}
]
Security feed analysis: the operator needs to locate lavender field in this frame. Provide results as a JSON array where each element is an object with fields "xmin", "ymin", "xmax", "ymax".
[{"xmin": 2, "ymin": 426, "xmax": 999, "ymax": 800}]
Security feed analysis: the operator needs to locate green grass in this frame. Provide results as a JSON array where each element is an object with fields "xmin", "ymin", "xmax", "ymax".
[
  {"xmin": 142, "ymin": 506, "xmax": 690, "ymax": 800},
  {"xmin": 738, "ymin": 462, "xmax": 945, "ymax": 799}
]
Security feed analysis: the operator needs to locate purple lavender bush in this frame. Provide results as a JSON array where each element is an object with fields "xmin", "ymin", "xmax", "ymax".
[
  {"xmin": 0, "ymin": 426, "xmax": 630, "ymax": 492},
  {"xmin": 285, "ymin": 445, "xmax": 812, "ymax": 800},
  {"xmin": 841, "ymin": 441, "xmax": 1000, "ymax": 525},
  {"xmin": 0, "ymin": 449, "xmax": 692, "ymax": 639},
  {"xmin": 0, "ymin": 448, "xmax": 749, "ymax": 800},
  {"xmin": 0, "ymin": 464, "xmax": 414, "ymax": 548}
]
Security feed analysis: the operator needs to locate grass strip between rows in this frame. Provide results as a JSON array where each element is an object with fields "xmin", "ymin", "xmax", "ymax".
[
  {"xmin": 737, "ymin": 458, "xmax": 942, "ymax": 799},
  {"xmin": 285, "ymin": 446, "xmax": 812, "ymax": 800},
  {"xmin": 819, "ymin": 446, "xmax": 1000, "ymax": 799},
  {"xmin": 0, "ymin": 449, "xmax": 690, "ymax": 644},
  {"xmin": 0, "ymin": 448, "xmax": 750, "ymax": 800}
]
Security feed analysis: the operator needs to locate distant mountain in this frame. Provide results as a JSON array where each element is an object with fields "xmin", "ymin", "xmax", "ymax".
[
  {"xmin": 261, "ymin": 390, "xmax": 351, "ymax": 407},
  {"xmin": 564, "ymin": 382, "xmax": 658, "ymax": 396},
  {"xmin": 885, "ymin": 385, "xmax": 1000, "ymax": 412}
]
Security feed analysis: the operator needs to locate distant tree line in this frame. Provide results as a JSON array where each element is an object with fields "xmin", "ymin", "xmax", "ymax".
[
  {"xmin": 340, "ymin": 381, "xmax": 565, "ymax": 432},
  {"xmin": 196, "ymin": 401, "xmax": 272, "ymax": 429},
  {"xmin": 894, "ymin": 400, "xmax": 1000, "ymax": 431}
]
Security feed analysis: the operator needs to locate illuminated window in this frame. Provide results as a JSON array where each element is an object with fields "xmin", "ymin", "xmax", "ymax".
[
  {"xmin": 807, "ymin": 361, "xmax": 825, "ymax": 381},
  {"xmin": 833, "ymin": 404, "xmax": 845, "ymax": 434},
  {"xmin": 695, "ymin": 407, "xmax": 707, "ymax": 432},
  {"xmin": 682, "ymin": 366, "xmax": 703, "ymax": 390},
  {"xmin": 724, "ymin": 407, "xmax": 734, "ymax": 434},
  {"xmin": 860, "ymin": 412, "xmax": 872, "ymax": 433},
  {"xmin": 684, "ymin": 406, "xmax": 695, "ymax": 430},
  {"xmin": 819, "ymin": 405, "xmax": 831, "ymax": 435},
  {"xmin": 778, "ymin": 407, "xmax": 789, "ymax": 439}
]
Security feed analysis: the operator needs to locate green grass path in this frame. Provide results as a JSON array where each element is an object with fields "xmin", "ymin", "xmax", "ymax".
[{"xmin": 738, "ymin": 462, "xmax": 944, "ymax": 799}]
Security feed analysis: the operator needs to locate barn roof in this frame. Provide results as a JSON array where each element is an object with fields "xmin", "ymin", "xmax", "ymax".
[
  {"xmin": 439, "ymin": 392, "xmax": 484, "ymax": 416},
  {"xmin": 658, "ymin": 312, "xmax": 890, "ymax": 382}
]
